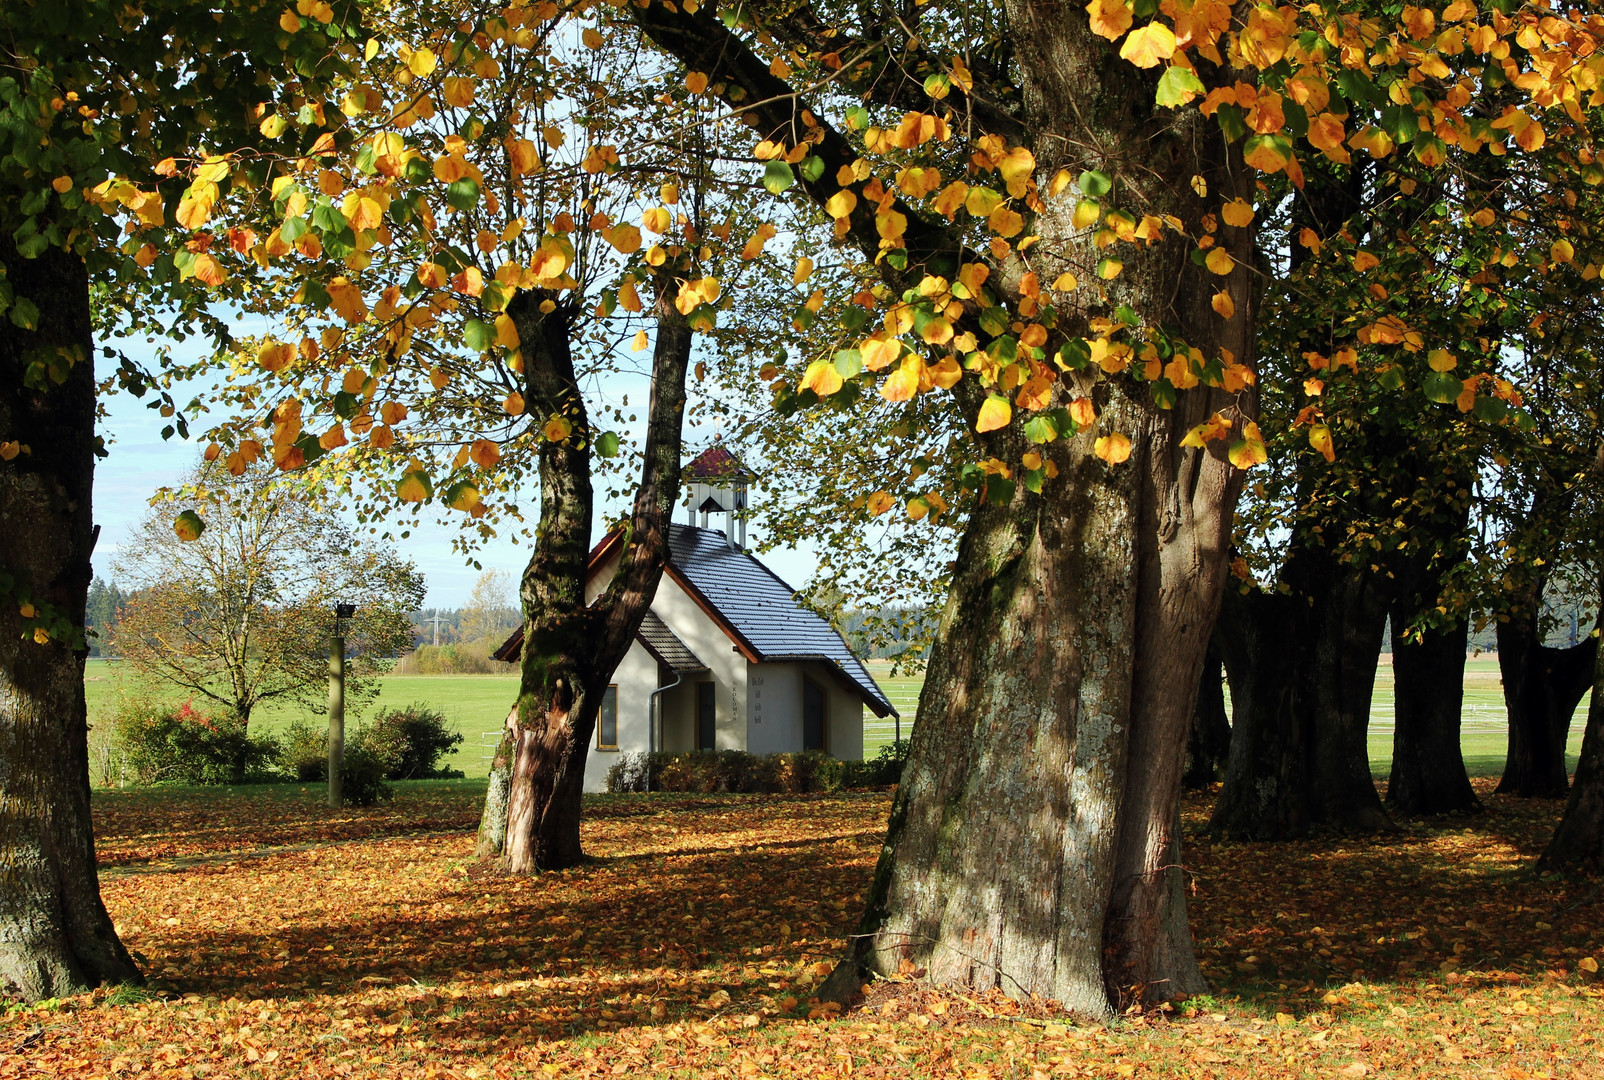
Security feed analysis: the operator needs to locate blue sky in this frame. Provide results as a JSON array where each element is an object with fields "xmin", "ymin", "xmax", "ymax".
[{"xmin": 93, "ymin": 336, "xmax": 819, "ymax": 610}]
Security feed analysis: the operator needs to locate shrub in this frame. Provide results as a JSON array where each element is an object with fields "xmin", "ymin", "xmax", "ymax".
[
  {"xmin": 279, "ymin": 718, "xmax": 329, "ymax": 782},
  {"xmin": 338, "ymin": 742, "xmax": 392, "ymax": 806},
  {"xmin": 392, "ymin": 643, "xmax": 515, "ymax": 676},
  {"xmin": 359, "ymin": 704, "xmax": 465, "ymax": 779},
  {"xmin": 112, "ymin": 699, "xmax": 280, "ymax": 785},
  {"xmin": 605, "ymin": 745, "xmax": 907, "ymax": 795}
]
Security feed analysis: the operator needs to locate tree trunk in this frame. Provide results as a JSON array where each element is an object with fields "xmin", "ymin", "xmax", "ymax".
[
  {"xmin": 1496, "ymin": 604, "xmax": 1595, "ymax": 798},
  {"xmin": 497, "ymin": 278, "xmax": 694, "ymax": 873},
  {"xmin": 475, "ymin": 728, "xmax": 514, "ymax": 859},
  {"xmin": 636, "ymin": 0, "xmax": 1252, "ymax": 1016},
  {"xmin": 1539, "ymin": 628, "xmax": 1604, "ymax": 871},
  {"xmin": 0, "ymin": 243, "xmax": 141, "ymax": 1000},
  {"xmin": 1387, "ymin": 612, "xmax": 1479, "ymax": 815},
  {"xmin": 1183, "ymin": 642, "xmax": 1230, "ymax": 790},
  {"xmin": 1210, "ymin": 556, "xmax": 1394, "ymax": 840}
]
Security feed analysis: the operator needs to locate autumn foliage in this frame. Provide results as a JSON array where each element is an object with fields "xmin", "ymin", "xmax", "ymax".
[{"xmin": 1, "ymin": 783, "xmax": 1598, "ymax": 1078}]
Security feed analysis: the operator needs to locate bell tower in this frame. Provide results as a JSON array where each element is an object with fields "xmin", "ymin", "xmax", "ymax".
[{"xmin": 682, "ymin": 445, "xmax": 755, "ymax": 549}]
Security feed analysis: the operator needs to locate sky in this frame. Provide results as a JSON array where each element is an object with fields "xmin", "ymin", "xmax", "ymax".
[{"xmin": 92, "ymin": 331, "xmax": 822, "ymax": 611}]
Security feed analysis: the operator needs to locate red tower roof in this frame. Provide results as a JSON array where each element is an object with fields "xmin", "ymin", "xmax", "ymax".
[{"xmin": 682, "ymin": 445, "xmax": 755, "ymax": 482}]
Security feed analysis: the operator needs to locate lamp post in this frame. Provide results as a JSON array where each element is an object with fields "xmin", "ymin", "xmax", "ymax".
[{"xmin": 328, "ymin": 602, "xmax": 356, "ymax": 807}]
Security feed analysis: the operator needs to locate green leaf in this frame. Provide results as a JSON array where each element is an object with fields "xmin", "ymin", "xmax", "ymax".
[
  {"xmin": 1472, "ymin": 395, "xmax": 1508, "ymax": 423},
  {"xmin": 1057, "ymin": 338, "xmax": 1091, "ymax": 370},
  {"xmin": 445, "ymin": 177, "xmax": 480, "ymax": 211},
  {"xmin": 1154, "ymin": 66, "xmax": 1204, "ymax": 109},
  {"xmin": 799, "ymin": 155, "xmax": 825, "ymax": 183},
  {"xmin": 1421, "ymin": 370, "xmax": 1462, "ymax": 404},
  {"xmin": 763, "ymin": 160, "xmax": 795, "ymax": 195},
  {"xmin": 845, "ymin": 106, "xmax": 869, "ymax": 130},
  {"xmin": 463, "ymin": 319, "xmax": 493, "ymax": 352},
  {"xmin": 280, "ymin": 215, "xmax": 308, "ymax": 242},
  {"xmin": 832, "ymin": 349, "xmax": 863, "ymax": 378},
  {"xmin": 1023, "ymin": 414, "xmax": 1060, "ymax": 444},
  {"xmin": 1078, "ymin": 169, "xmax": 1112, "ymax": 198},
  {"xmin": 596, "ymin": 431, "xmax": 621, "ymax": 457}
]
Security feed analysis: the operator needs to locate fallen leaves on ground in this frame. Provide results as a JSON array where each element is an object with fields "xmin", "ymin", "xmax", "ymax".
[{"xmin": 3, "ymin": 779, "xmax": 1600, "ymax": 1079}]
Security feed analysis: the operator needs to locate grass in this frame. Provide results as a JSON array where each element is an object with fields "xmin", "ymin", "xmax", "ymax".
[
  {"xmin": 10, "ymin": 780, "xmax": 1598, "ymax": 1080},
  {"xmin": 86, "ymin": 655, "xmax": 1586, "ymax": 783}
]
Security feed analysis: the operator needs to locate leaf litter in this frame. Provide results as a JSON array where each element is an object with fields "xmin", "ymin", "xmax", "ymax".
[{"xmin": 3, "ymin": 779, "xmax": 1600, "ymax": 1079}]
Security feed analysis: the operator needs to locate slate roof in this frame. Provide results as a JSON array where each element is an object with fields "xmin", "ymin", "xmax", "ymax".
[
  {"xmin": 489, "ymin": 522, "xmax": 898, "ymax": 720},
  {"xmin": 664, "ymin": 525, "xmax": 897, "ymax": 718},
  {"xmin": 635, "ymin": 611, "xmax": 707, "ymax": 672},
  {"xmin": 682, "ymin": 445, "xmax": 756, "ymax": 483}
]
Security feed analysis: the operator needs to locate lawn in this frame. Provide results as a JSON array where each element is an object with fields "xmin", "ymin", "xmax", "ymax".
[
  {"xmin": 85, "ymin": 655, "xmax": 1586, "ymax": 783},
  {"xmin": 7, "ymin": 780, "xmax": 1600, "ymax": 1079}
]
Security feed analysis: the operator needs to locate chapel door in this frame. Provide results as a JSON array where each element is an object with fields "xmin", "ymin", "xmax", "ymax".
[
  {"xmin": 697, "ymin": 681, "xmax": 716, "ymax": 752},
  {"xmin": 802, "ymin": 676, "xmax": 827, "ymax": 753}
]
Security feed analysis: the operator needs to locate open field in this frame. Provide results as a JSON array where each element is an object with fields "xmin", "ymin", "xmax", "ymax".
[
  {"xmin": 86, "ymin": 656, "xmax": 1585, "ymax": 782},
  {"xmin": 6, "ymin": 780, "xmax": 1600, "ymax": 1079}
]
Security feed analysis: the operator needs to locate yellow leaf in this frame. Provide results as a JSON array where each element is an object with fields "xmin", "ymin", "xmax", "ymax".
[
  {"xmin": 503, "ymin": 392, "xmax": 525, "ymax": 415},
  {"xmin": 280, "ymin": 11, "xmax": 301, "ymax": 33},
  {"xmin": 408, "ymin": 48, "xmax": 437, "ymax": 77},
  {"xmin": 1352, "ymin": 250, "xmax": 1380, "ymax": 272},
  {"xmin": 1211, "ymin": 290, "xmax": 1234, "ymax": 318},
  {"xmin": 1551, "ymin": 238, "xmax": 1575, "ymax": 264},
  {"xmin": 1086, "ymin": 0, "xmax": 1134, "ymax": 40},
  {"xmin": 686, "ymin": 71, "xmax": 709, "ymax": 94},
  {"xmin": 1309, "ymin": 423, "xmax": 1335, "ymax": 462},
  {"xmin": 825, "ymin": 190, "xmax": 858, "ymax": 219},
  {"xmin": 582, "ymin": 27, "xmax": 604, "ymax": 49},
  {"xmin": 866, "ymin": 491, "xmax": 894, "ymax": 516},
  {"xmin": 1205, "ymin": 247, "xmax": 1235, "ymax": 275},
  {"xmin": 1579, "ymin": 956, "xmax": 1599, "ymax": 973},
  {"xmin": 793, "ymin": 257, "xmax": 814, "ymax": 285},
  {"xmin": 397, "ymin": 471, "xmax": 430, "ymax": 504},
  {"xmin": 1052, "ymin": 271, "xmax": 1078, "ymax": 291},
  {"xmin": 632, "ymin": 330, "xmax": 649, "ymax": 352},
  {"xmin": 1220, "ymin": 198, "xmax": 1254, "ymax": 227},
  {"xmin": 495, "ymin": 314, "xmax": 520, "ymax": 349},
  {"xmin": 880, "ymin": 358, "xmax": 922, "ymax": 402},
  {"xmin": 860, "ymin": 336, "xmax": 903, "ymax": 371},
  {"xmin": 1228, "ymin": 421, "xmax": 1267, "ymax": 468},
  {"xmin": 799, "ymin": 359, "xmax": 844, "ymax": 397},
  {"xmin": 976, "ymin": 395, "xmax": 1011, "ymax": 432},
  {"xmin": 1094, "ymin": 433, "xmax": 1132, "ymax": 464},
  {"xmin": 1427, "ymin": 349, "xmax": 1457, "ymax": 372},
  {"xmin": 1119, "ymin": 22, "xmax": 1177, "ymax": 68},
  {"xmin": 1098, "ymin": 258, "xmax": 1123, "ymax": 280},
  {"xmin": 543, "ymin": 416, "xmax": 573, "ymax": 442}
]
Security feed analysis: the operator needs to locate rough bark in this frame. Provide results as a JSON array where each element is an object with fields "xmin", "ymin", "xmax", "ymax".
[
  {"xmin": 1539, "ymin": 629, "xmax": 1604, "ymax": 870},
  {"xmin": 496, "ymin": 279, "xmax": 693, "ymax": 873},
  {"xmin": 474, "ymin": 728, "xmax": 514, "ymax": 859},
  {"xmin": 1210, "ymin": 555, "xmax": 1394, "ymax": 840},
  {"xmin": 1387, "ymin": 612, "xmax": 1479, "ymax": 816},
  {"xmin": 1183, "ymin": 642, "xmax": 1231, "ymax": 790},
  {"xmin": 0, "ymin": 243, "xmax": 141, "ymax": 1000},
  {"xmin": 638, "ymin": 0, "xmax": 1251, "ymax": 1016},
  {"xmin": 634, "ymin": 0, "xmax": 1263, "ymax": 1015},
  {"xmin": 1495, "ymin": 590, "xmax": 1595, "ymax": 798}
]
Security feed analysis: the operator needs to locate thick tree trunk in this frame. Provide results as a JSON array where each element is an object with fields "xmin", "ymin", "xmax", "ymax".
[
  {"xmin": 1539, "ymin": 630, "xmax": 1604, "ymax": 870},
  {"xmin": 636, "ymin": 0, "xmax": 1251, "ymax": 1016},
  {"xmin": 1388, "ymin": 613, "xmax": 1479, "ymax": 815},
  {"xmin": 496, "ymin": 279, "xmax": 693, "ymax": 872},
  {"xmin": 0, "ymin": 243, "xmax": 141, "ymax": 1000},
  {"xmin": 1211, "ymin": 557, "xmax": 1394, "ymax": 839},
  {"xmin": 1496, "ymin": 607, "xmax": 1594, "ymax": 798},
  {"xmin": 1183, "ymin": 642, "xmax": 1230, "ymax": 790}
]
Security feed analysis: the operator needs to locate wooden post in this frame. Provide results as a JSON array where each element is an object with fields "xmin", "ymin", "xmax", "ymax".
[{"xmin": 327, "ymin": 615, "xmax": 346, "ymax": 807}]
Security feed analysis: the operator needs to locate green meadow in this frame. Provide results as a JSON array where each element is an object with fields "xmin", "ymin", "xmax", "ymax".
[{"xmin": 85, "ymin": 655, "xmax": 1584, "ymax": 783}]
